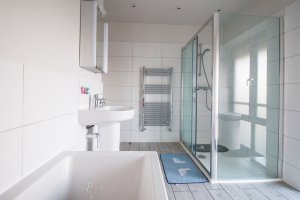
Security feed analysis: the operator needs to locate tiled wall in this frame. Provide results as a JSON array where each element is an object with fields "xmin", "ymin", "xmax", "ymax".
[
  {"xmin": 0, "ymin": 0, "xmax": 102, "ymax": 193},
  {"xmin": 282, "ymin": 0, "xmax": 300, "ymax": 190},
  {"xmin": 101, "ymin": 23, "xmax": 198, "ymax": 142},
  {"xmin": 102, "ymin": 41, "xmax": 182, "ymax": 142}
]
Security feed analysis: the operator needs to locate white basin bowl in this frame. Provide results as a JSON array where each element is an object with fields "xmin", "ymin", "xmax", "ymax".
[
  {"xmin": 78, "ymin": 106, "xmax": 135, "ymax": 125},
  {"xmin": 0, "ymin": 151, "xmax": 168, "ymax": 200}
]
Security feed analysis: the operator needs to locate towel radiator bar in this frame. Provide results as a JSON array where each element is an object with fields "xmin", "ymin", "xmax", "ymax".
[{"xmin": 140, "ymin": 67, "xmax": 173, "ymax": 131}]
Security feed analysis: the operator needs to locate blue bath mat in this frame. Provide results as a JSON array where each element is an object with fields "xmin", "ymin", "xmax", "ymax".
[{"xmin": 160, "ymin": 153, "xmax": 207, "ymax": 184}]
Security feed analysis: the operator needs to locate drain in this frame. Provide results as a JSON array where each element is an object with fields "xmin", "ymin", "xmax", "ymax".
[{"xmin": 197, "ymin": 154, "xmax": 206, "ymax": 159}]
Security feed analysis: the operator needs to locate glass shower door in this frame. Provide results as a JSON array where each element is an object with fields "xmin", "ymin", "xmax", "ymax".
[
  {"xmin": 217, "ymin": 13, "xmax": 280, "ymax": 180},
  {"xmin": 181, "ymin": 38, "xmax": 198, "ymax": 151}
]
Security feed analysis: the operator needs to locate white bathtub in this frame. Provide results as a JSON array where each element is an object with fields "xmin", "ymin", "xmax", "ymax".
[{"xmin": 0, "ymin": 151, "xmax": 168, "ymax": 200}]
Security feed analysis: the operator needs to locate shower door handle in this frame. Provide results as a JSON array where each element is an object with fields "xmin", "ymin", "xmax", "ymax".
[
  {"xmin": 193, "ymin": 88, "xmax": 197, "ymax": 103},
  {"xmin": 246, "ymin": 78, "xmax": 254, "ymax": 87}
]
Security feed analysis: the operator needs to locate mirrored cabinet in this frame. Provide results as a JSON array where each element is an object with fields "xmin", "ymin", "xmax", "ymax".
[{"xmin": 80, "ymin": 0, "xmax": 108, "ymax": 73}]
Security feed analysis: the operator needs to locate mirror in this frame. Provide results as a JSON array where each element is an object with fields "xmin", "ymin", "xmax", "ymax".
[{"xmin": 80, "ymin": 0, "xmax": 108, "ymax": 73}]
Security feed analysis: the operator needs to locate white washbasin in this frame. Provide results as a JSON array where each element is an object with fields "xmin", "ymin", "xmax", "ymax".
[
  {"xmin": 0, "ymin": 151, "xmax": 168, "ymax": 200},
  {"xmin": 78, "ymin": 106, "xmax": 135, "ymax": 125},
  {"xmin": 78, "ymin": 106, "xmax": 135, "ymax": 151}
]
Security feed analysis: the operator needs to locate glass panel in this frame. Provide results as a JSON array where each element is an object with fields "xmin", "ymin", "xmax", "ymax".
[
  {"xmin": 194, "ymin": 19, "xmax": 213, "ymax": 173},
  {"xmin": 181, "ymin": 39, "xmax": 197, "ymax": 149},
  {"xmin": 217, "ymin": 13, "xmax": 280, "ymax": 180}
]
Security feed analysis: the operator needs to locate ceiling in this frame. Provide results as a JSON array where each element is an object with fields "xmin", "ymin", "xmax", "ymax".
[{"xmin": 103, "ymin": 0, "xmax": 294, "ymax": 25}]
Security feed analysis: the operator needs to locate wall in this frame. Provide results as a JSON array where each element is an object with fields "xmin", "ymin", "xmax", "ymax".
[
  {"xmin": 282, "ymin": 0, "xmax": 300, "ymax": 190},
  {"xmin": 100, "ymin": 23, "xmax": 198, "ymax": 142},
  {"xmin": 0, "ymin": 0, "xmax": 101, "ymax": 193}
]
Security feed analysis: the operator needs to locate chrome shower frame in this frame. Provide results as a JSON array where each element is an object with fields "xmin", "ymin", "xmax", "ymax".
[{"xmin": 180, "ymin": 13, "xmax": 284, "ymax": 182}]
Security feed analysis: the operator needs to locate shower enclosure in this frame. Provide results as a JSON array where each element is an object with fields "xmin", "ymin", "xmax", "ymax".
[{"xmin": 181, "ymin": 13, "xmax": 281, "ymax": 181}]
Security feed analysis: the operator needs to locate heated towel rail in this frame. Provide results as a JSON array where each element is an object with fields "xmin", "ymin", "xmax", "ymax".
[{"xmin": 140, "ymin": 67, "xmax": 173, "ymax": 131}]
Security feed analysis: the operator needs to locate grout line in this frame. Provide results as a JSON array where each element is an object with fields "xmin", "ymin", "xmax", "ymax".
[
  {"xmin": 22, "ymin": 112, "xmax": 77, "ymax": 127},
  {"xmin": 283, "ymin": 25, "xmax": 300, "ymax": 34},
  {"xmin": 283, "ymin": 134, "xmax": 300, "ymax": 142},
  {"xmin": 21, "ymin": 64, "xmax": 25, "ymax": 177},
  {"xmin": 283, "ymin": 82, "xmax": 300, "ymax": 85},
  {"xmin": 282, "ymin": 160, "xmax": 300, "ymax": 171},
  {"xmin": 219, "ymin": 184, "xmax": 235, "ymax": 200},
  {"xmin": 0, "ymin": 126, "xmax": 23, "ymax": 135},
  {"xmin": 284, "ymin": 52, "xmax": 300, "ymax": 60}
]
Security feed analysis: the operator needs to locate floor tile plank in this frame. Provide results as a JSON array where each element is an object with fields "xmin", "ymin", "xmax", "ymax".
[
  {"xmin": 222, "ymin": 183, "xmax": 251, "ymax": 200},
  {"xmin": 242, "ymin": 188, "xmax": 269, "ymax": 200},
  {"xmin": 174, "ymin": 191, "xmax": 195, "ymax": 200},
  {"xmin": 128, "ymin": 142, "xmax": 139, "ymax": 151},
  {"xmin": 139, "ymin": 143, "xmax": 149, "ymax": 151},
  {"xmin": 208, "ymin": 189, "xmax": 233, "ymax": 200},
  {"xmin": 172, "ymin": 184, "xmax": 190, "ymax": 192},
  {"xmin": 255, "ymin": 183, "xmax": 288, "ymax": 200}
]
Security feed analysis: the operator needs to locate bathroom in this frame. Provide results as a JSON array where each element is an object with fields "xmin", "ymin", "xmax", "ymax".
[{"xmin": 1, "ymin": 0, "xmax": 300, "ymax": 199}]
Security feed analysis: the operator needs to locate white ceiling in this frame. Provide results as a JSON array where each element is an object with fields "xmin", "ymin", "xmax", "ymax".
[{"xmin": 103, "ymin": 0, "xmax": 294, "ymax": 25}]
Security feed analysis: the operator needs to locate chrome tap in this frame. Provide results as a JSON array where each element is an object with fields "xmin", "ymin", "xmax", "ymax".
[
  {"xmin": 94, "ymin": 94, "xmax": 106, "ymax": 109},
  {"xmin": 89, "ymin": 94, "xmax": 106, "ymax": 109}
]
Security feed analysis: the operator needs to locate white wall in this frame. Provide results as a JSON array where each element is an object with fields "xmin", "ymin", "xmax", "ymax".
[
  {"xmin": 282, "ymin": 0, "xmax": 300, "ymax": 190},
  {"xmin": 101, "ymin": 23, "xmax": 198, "ymax": 142},
  {"xmin": 0, "ymin": 0, "xmax": 101, "ymax": 193}
]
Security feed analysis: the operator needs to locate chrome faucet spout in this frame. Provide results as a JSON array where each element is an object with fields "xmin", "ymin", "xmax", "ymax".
[{"xmin": 93, "ymin": 94, "xmax": 106, "ymax": 109}]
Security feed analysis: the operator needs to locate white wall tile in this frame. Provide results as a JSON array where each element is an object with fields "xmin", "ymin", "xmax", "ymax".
[
  {"xmin": 133, "ymin": 42, "xmax": 161, "ymax": 57},
  {"xmin": 196, "ymin": 131, "xmax": 211, "ymax": 144},
  {"xmin": 284, "ymin": 84, "xmax": 300, "ymax": 111},
  {"xmin": 23, "ymin": 114, "xmax": 80, "ymax": 176},
  {"xmin": 132, "ymin": 57, "xmax": 161, "ymax": 71},
  {"xmin": 284, "ymin": 28, "xmax": 300, "ymax": 58},
  {"xmin": 162, "ymin": 43, "xmax": 182, "ymax": 58},
  {"xmin": 131, "ymin": 131, "xmax": 160, "ymax": 142},
  {"xmin": 284, "ymin": 136, "xmax": 300, "ymax": 168},
  {"xmin": 284, "ymin": 110, "xmax": 300, "ymax": 140},
  {"xmin": 160, "ymin": 131, "xmax": 179, "ymax": 142},
  {"xmin": 283, "ymin": 0, "xmax": 300, "ymax": 189},
  {"xmin": 283, "ymin": 163, "xmax": 300, "ymax": 190},
  {"xmin": 120, "ymin": 131, "xmax": 131, "ymax": 142},
  {"xmin": 173, "ymin": 87, "xmax": 181, "ymax": 102},
  {"xmin": 132, "ymin": 72, "xmax": 142, "ymax": 87},
  {"xmin": 285, "ymin": 55, "xmax": 300, "ymax": 84},
  {"xmin": 131, "ymin": 87, "xmax": 140, "ymax": 102},
  {"xmin": 105, "ymin": 100, "xmax": 132, "ymax": 107},
  {"xmin": 171, "ymin": 116, "xmax": 181, "ymax": 131},
  {"xmin": 284, "ymin": 0, "xmax": 300, "ymax": 32},
  {"xmin": 173, "ymin": 101, "xmax": 181, "ymax": 117},
  {"xmin": 104, "ymin": 85, "xmax": 131, "ymax": 101},
  {"xmin": 102, "ymin": 72, "xmax": 132, "ymax": 86},
  {"xmin": 0, "ymin": 129, "xmax": 22, "ymax": 193},
  {"xmin": 107, "ymin": 57, "xmax": 132, "ymax": 72},
  {"xmin": 162, "ymin": 58, "xmax": 181, "ymax": 73},
  {"xmin": 197, "ymin": 117, "xmax": 212, "ymax": 132},
  {"xmin": 23, "ymin": 65, "xmax": 78, "ymax": 125},
  {"xmin": 120, "ymin": 120, "xmax": 132, "ymax": 131},
  {"xmin": 0, "ymin": 60, "xmax": 23, "ymax": 132},
  {"xmin": 109, "ymin": 42, "xmax": 132, "ymax": 57},
  {"xmin": 173, "ymin": 73, "xmax": 182, "ymax": 88}
]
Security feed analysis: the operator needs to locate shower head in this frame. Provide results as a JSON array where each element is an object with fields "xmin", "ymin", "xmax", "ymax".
[{"xmin": 200, "ymin": 49, "xmax": 210, "ymax": 56}]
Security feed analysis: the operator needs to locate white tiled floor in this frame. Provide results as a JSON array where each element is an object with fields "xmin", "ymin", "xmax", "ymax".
[{"xmin": 120, "ymin": 142, "xmax": 300, "ymax": 200}]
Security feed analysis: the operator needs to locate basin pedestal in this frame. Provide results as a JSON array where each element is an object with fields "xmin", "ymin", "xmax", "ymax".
[
  {"xmin": 98, "ymin": 123, "xmax": 121, "ymax": 151},
  {"xmin": 78, "ymin": 106, "xmax": 135, "ymax": 152}
]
